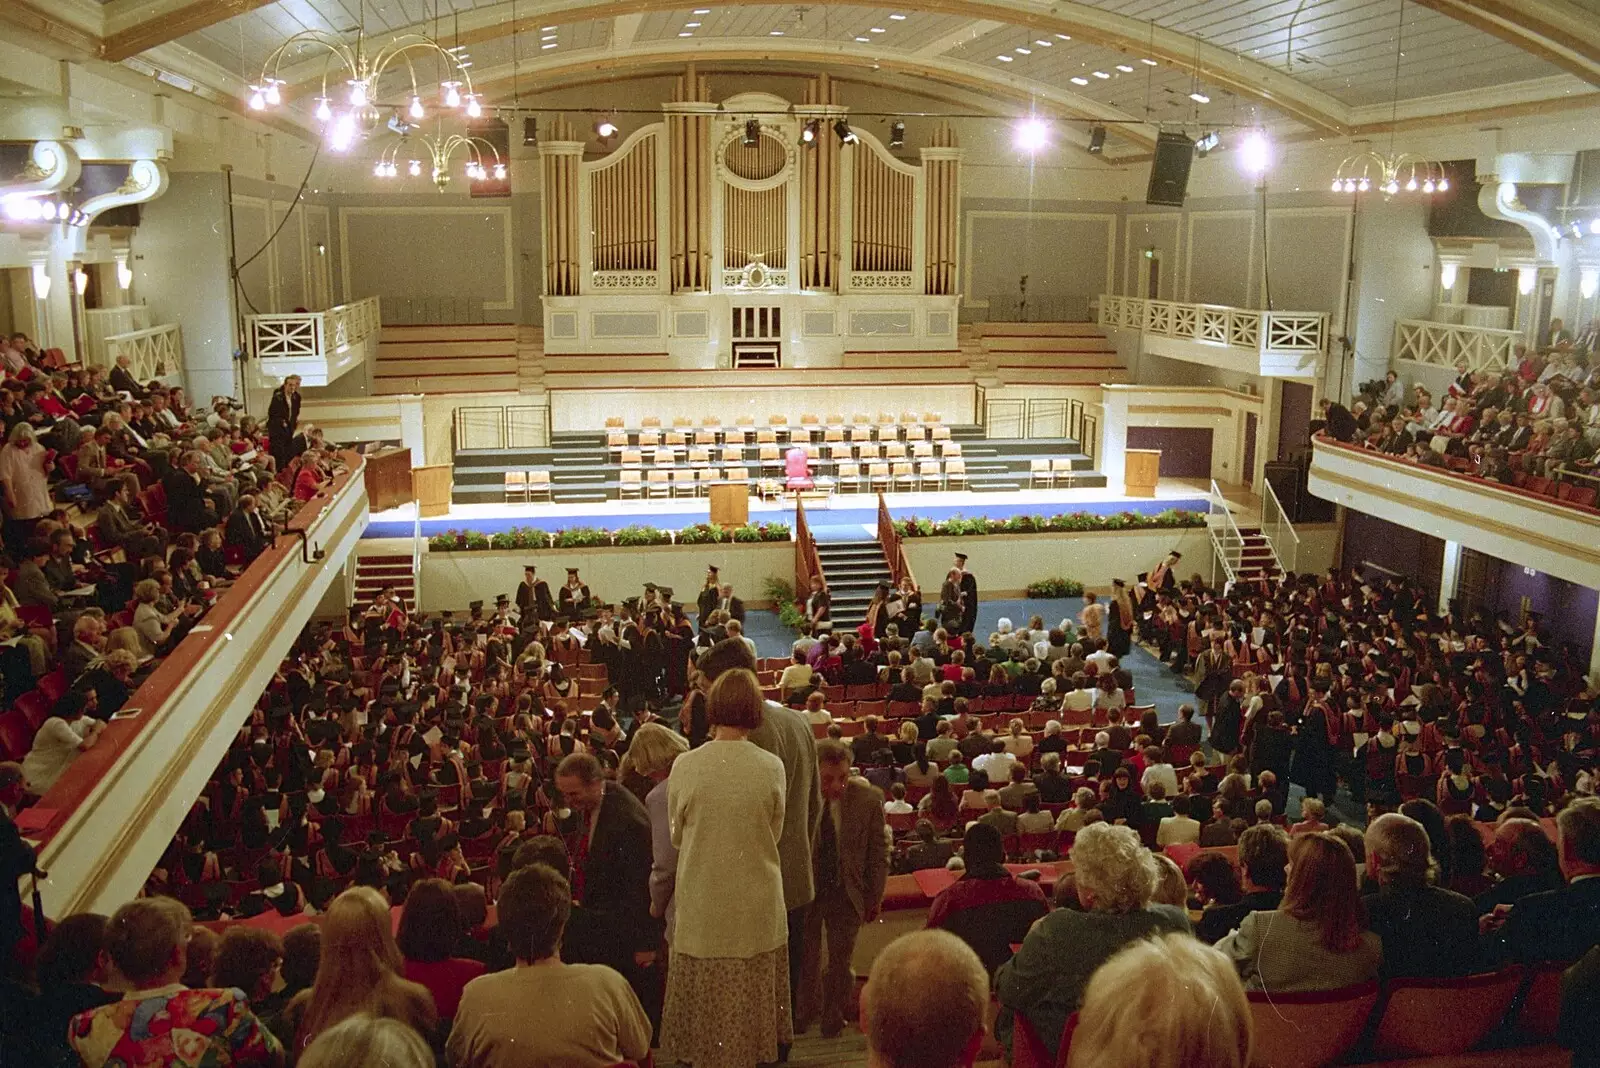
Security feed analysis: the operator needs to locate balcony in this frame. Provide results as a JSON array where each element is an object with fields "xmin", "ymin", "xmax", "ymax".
[
  {"xmin": 1393, "ymin": 318, "xmax": 1521, "ymax": 374},
  {"xmin": 28, "ymin": 454, "xmax": 369, "ymax": 915},
  {"xmin": 1098, "ymin": 295, "xmax": 1326, "ymax": 379},
  {"xmin": 100, "ymin": 322, "xmax": 184, "ymax": 382},
  {"xmin": 247, "ymin": 296, "xmax": 381, "ymax": 387},
  {"xmin": 1307, "ymin": 435, "xmax": 1600, "ymax": 589}
]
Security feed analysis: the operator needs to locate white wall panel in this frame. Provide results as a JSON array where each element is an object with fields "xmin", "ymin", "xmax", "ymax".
[
  {"xmin": 1185, "ymin": 210, "xmax": 1254, "ymax": 308},
  {"xmin": 339, "ymin": 205, "xmax": 515, "ymax": 316},
  {"xmin": 963, "ymin": 211, "xmax": 1115, "ymax": 309}
]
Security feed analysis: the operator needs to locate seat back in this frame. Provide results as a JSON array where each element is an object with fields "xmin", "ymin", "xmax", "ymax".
[
  {"xmin": 1247, "ymin": 982, "xmax": 1379, "ymax": 1068},
  {"xmin": 1370, "ymin": 969, "xmax": 1523, "ymax": 1059},
  {"xmin": 1514, "ymin": 961, "xmax": 1568, "ymax": 1042}
]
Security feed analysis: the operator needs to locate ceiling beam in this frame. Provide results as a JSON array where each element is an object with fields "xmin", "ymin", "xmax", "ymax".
[
  {"xmin": 100, "ymin": 0, "xmax": 279, "ymax": 62},
  {"xmin": 0, "ymin": 0, "xmax": 102, "ymax": 58},
  {"xmin": 262, "ymin": 0, "xmax": 1352, "ymax": 133},
  {"xmin": 1410, "ymin": 0, "xmax": 1600, "ymax": 84},
  {"xmin": 462, "ymin": 41, "xmax": 1162, "ymax": 149}
]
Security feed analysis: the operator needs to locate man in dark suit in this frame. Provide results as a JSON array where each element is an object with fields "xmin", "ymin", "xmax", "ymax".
[
  {"xmin": 162, "ymin": 451, "xmax": 217, "ymax": 533},
  {"xmin": 905, "ymin": 820, "xmax": 956, "ymax": 872},
  {"xmin": 1165, "ymin": 704, "xmax": 1203, "ymax": 748},
  {"xmin": 1196, "ymin": 823, "xmax": 1288, "ymax": 943},
  {"xmin": 554, "ymin": 751, "xmax": 659, "ymax": 1011},
  {"xmin": 1364, "ymin": 812, "xmax": 1480, "ymax": 977},
  {"xmin": 798, "ymin": 739, "xmax": 887, "ymax": 1038},
  {"xmin": 715, "ymin": 583, "xmax": 745, "ymax": 623},
  {"xmin": 696, "ymin": 565, "xmax": 720, "ymax": 629},
  {"xmin": 266, "ymin": 375, "xmax": 302, "ymax": 467},
  {"xmin": 955, "ymin": 553, "xmax": 978, "ymax": 636},
  {"xmin": 108, "ymin": 354, "xmax": 146, "ymax": 398},
  {"xmin": 224, "ymin": 494, "xmax": 273, "ymax": 560},
  {"xmin": 1498, "ymin": 798, "xmax": 1600, "ymax": 963}
]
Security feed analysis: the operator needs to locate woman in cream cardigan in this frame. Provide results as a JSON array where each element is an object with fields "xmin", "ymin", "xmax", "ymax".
[{"xmin": 658, "ymin": 668, "xmax": 789, "ymax": 1068}]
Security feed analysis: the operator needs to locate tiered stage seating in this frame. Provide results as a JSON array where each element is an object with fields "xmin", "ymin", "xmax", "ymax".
[{"xmin": 454, "ymin": 412, "xmax": 1104, "ymax": 504}]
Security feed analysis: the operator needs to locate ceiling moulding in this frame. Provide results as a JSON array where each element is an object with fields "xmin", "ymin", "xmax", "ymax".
[
  {"xmin": 1409, "ymin": 0, "xmax": 1600, "ymax": 85},
  {"xmin": 465, "ymin": 43, "xmax": 1162, "ymax": 150},
  {"xmin": 1345, "ymin": 75, "xmax": 1597, "ymax": 130},
  {"xmin": 258, "ymin": 0, "xmax": 1350, "ymax": 135},
  {"xmin": 0, "ymin": 0, "xmax": 103, "ymax": 58}
]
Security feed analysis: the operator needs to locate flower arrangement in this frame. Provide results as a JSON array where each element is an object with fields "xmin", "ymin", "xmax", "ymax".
[
  {"xmin": 892, "ymin": 508, "xmax": 1204, "ymax": 538},
  {"xmin": 1026, "ymin": 577, "xmax": 1086, "ymax": 598},
  {"xmin": 427, "ymin": 520, "xmax": 792, "ymax": 551}
]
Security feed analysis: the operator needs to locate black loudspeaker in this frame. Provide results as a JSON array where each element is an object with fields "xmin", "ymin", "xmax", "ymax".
[
  {"xmin": 1145, "ymin": 132, "xmax": 1195, "ymax": 207},
  {"xmin": 1264, "ymin": 461, "xmax": 1301, "ymax": 521}
]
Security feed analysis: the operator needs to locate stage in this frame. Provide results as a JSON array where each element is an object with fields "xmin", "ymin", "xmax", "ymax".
[{"xmin": 364, "ymin": 480, "xmax": 1225, "ymax": 540}]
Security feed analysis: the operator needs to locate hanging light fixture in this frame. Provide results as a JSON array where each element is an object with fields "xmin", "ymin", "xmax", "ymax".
[
  {"xmin": 1330, "ymin": 2, "xmax": 1445, "ymax": 198},
  {"xmin": 247, "ymin": 20, "xmax": 474, "ymax": 152},
  {"xmin": 374, "ymin": 130, "xmax": 505, "ymax": 192}
]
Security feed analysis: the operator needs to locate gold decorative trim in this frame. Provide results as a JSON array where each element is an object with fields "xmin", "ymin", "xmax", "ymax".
[{"xmin": 1128, "ymin": 405, "xmax": 1234, "ymax": 417}]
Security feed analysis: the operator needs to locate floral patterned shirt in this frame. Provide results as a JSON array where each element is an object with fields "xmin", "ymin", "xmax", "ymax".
[{"xmin": 69, "ymin": 984, "xmax": 285, "ymax": 1068}]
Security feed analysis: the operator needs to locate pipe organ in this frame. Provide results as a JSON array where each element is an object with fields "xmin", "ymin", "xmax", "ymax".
[{"xmin": 539, "ymin": 78, "xmax": 962, "ymax": 365}]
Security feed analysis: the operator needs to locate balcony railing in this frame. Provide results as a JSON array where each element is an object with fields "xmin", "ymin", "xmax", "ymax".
[
  {"xmin": 102, "ymin": 323, "xmax": 183, "ymax": 382},
  {"xmin": 1393, "ymin": 319, "xmax": 1521, "ymax": 373},
  {"xmin": 1099, "ymin": 295, "xmax": 1326, "ymax": 377},
  {"xmin": 30, "ymin": 453, "xmax": 370, "ymax": 915},
  {"xmin": 247, "ymin": 296, "xmax": 381, "ymax": 386}
]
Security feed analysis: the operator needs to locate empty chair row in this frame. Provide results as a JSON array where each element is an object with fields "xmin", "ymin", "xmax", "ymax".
[
  {"xmin": 608, "ymin": 422, "xmax": 952, "ymax": 453},
  {"xmin": 605, "ymin": 411, "xmax": 944, "ymax": 432},
  {"xmin": 619, "ymin": 441, "xmax": 963, "ymax": 467},
  {"xmin": 501, "ymin": 470, "xmax": 554, "ymax": 502},
  {"xmin": 1029, "ymin": 458, "xmax": 1089, "ymax": 488}
]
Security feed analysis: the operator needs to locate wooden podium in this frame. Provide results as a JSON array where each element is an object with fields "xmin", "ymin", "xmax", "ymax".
[
  {"xmin": 708, "ymin": 482, "xmax": 749, "ymax": 528},
  {"xmin": 412, "ymin": 464, "xmax": 454, "ymax": 518},
  {"xmin": 1124, "ymin": 449, "xmax": 1161, "ymax": 498},
  {"xmin": 363, "ymin": 448, "xmax": 415, "ymax": 512}
]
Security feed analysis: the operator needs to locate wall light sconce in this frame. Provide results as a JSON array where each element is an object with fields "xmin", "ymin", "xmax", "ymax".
[
  {"xmin": 116, "ymin": 255, "xmax": 133, "ymax": 290},
  {"xmin": 1582, "ymin": 268, "xmax": 1599, "ymax": 300},
  {"xmin": 1517, "ymin": 266, "xmax": 1537, "ymax": 295},
  {"xmin": 73, "ymin": 269, "xmax": 89, "ymax": 296},
  {"xmin": 31, "ymin": 264, "xmax": 51, "ymax": 300},
  {"xmin": 1439, "ymin": 262, "xmax": 1458, "ymax": 290}
]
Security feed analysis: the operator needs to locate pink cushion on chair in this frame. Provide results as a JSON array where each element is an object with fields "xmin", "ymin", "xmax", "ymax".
[{"xmin": 784, "ymin": 447, "xmax": 813, "ymax": 489}]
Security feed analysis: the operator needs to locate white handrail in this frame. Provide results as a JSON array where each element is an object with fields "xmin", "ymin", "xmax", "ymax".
[
  {"xmin": 248, "ymin": 296, "xmax": 381, "ymax": 364},
  {"xmin": 412, "ymin": 510, "xmax": 424, "ymax": 609},
  {"xmin": 103, "ymin": 323, "xmax": 183, "ymax": 382},
  {"xmin": 1393, "ymin": 318, "xmax": 1521, "ymax": 373},
  {"xmin": 1207, "ymin": 478, "xmax": 1246, "ymax": 584},
  {"xmin": 1099, "ymin": 295, "xmax": 1327, "ymax": 355},
  {"xmin": 1260, "ymin": 476, "xmax": 1300, "ymax": 574}
]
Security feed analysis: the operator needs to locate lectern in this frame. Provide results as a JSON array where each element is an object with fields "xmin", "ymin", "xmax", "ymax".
[
  {"xmin": 708, "ymin": 482, "xmax": 749, "ymax": 528},
  {"xmin": 1124, "ymin": 449, "xmax": 1161, "ymax": 498},
  {"xmin": 363, "ymin": 448, "xmax": 415, "ymax": 512},
  {"xmin": 412, "ymin": 464, "xmax": 454, "ymax": 518}
]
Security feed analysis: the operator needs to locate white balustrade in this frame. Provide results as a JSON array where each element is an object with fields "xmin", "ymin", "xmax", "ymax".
[
  {"xmin": 1099, "ymin": 295, "xmax": 1326, "ymax": 378},
  {"xmin": 103, "ymin": 323, "xmax": 183, "ymax": 381},
  {"xmin": 1393, "ymin": 318, "xmax": 1522, "ymax": 373},
  {"xmin": 248, "ymin": 296, "xmax": 381, "ymax": 386}
]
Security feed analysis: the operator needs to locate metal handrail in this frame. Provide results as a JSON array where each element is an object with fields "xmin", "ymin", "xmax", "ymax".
[
  {"xmin": 1260, "ymin": 476, "xmax": 1300, "ymax": 574},
  {"xmin": 1207, "ymin": 479, "xmax": 1247, "ymax": 584},
  {"xmin": 411, "ymin": 510, "xmax": 424, "ymax": 610}
]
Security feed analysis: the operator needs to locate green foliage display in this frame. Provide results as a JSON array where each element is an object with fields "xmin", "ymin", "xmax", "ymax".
[
  {"xmin": 891, "ymin": 509, "xmax": 1204, "ymax": 538},
  {"xmin": 1026, "ymin": 577, "xmax": 1086, "ymax": 598}
]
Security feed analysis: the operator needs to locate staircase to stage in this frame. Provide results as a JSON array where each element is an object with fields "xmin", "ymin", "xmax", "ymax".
[{"xmin": 814, "ymin": 541, "xmax": 895, "ymax": 631}]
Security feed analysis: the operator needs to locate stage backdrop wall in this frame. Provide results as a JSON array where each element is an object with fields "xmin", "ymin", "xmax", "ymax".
[{"xmin": 901, "ymin": 527, "xmax": 1216, "ymax": 598}]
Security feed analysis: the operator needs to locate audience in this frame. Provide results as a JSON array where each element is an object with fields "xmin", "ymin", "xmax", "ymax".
[
  {"xmin": 925, "ymin": 822, "xmax": 1048, "ymax": 974},
  {"xmin": 1363, "ymin": 812, "xmax": 1480, "ymax": 978}
]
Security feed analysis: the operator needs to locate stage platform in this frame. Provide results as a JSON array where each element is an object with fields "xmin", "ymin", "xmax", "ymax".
[
  {"xmin": 364, "ymin": 481, "xmax": 1215, "ymax": 540},
  {"xmin": 451, "ymin": 424, "xmax": 1104, "ymax": 505}
]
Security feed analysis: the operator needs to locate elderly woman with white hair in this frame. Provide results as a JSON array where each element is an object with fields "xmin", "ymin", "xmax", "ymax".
[
  {"xmin": 996, "ymin": 822, "xmax": 1190, "ymax": 1061},
  {"xmin": 624, "ymin": 721, "xmax": 692, "ymax": 944}
]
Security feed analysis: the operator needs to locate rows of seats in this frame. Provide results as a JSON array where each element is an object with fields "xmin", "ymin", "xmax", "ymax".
[
  {"xmin": 605, "ymin": 410, "xmax": 948, "ymax": 447},
  {"xmin": 508, "ymin": 456, "xmax": 971, "ymax": 500},
  {"xmin": 616, "ymin": 439, "xmax": 963, "ymax": 466}
]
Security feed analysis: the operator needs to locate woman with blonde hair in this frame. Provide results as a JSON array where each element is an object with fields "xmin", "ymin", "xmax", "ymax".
[
  {"xmin": 658, "ymin": 668, "xmax": 789, "ymax": 1068},
  {"xmin": 1215, "ymin": 832, "xmax": 1381, "ymax": 992},
  {"xmin": 1002, "ymin": 718, "xmax": 1034, "ymax": 759},
  {"xmin": 282, "ymin": 886, "xmax": 437, "ymax": 1059},
  {"xmin": 625, "ymin": 721, "xmax": 692, "ymax": 941},
  {"xmin": 1067, "ymin": 933, "xmax": 1251, "ymax": 1068}
]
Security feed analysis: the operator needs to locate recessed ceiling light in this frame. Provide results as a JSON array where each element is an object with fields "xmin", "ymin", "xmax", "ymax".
[
  {"xmin": 1036, "ymin": 39, "xmax": 1052, "ymax": 46},
  {"xmin": 1116, "ymin": 64, "xmax": 1134, "ymax": 72},
  {"xmin": 541, "ymin": 42, "xmax": 557, "ymax": 48},
  {"xmin": 679, "ymin": 31, "xmax": 693, "ymax": 37},
  {"xmin": 997, "ymin": 55, "xmax": 1013, "ymax": 61},
  {"xmin": 1070, "ymin": 76, "xmax": 1088, "ymax": 85},
  {"xmin": 890, "ymin": 12, "xmax": 907, "ymax": 18},
  {"xmin": 685, "ymin": 22, "xmax": 700, "ymax": 27},
  {"xmin": 1141, "ymin": 58, "xmax": 1158, "ymax": 65},
  {"xmin": 870, "ymin": 26, "xmax": 885, "ymax": 33},
  {"xmin": 770, "ymin": 29, "xmax": 784, "ymax": 35},
  {"xmin": 1055, "ymin": 33, "xmax": 1071, "ymax": 40},
  {"xmin": 855, "ymin": 35, "xmax": 870, "ymax": 41},
  {"xmin": 541, "ymin": 25, "xmax": 556, "ymax": 30},
  {"xmin": 541, "ymin": 34, "xmax": 557, "ymax": 40},
  {"xmin": 1015, "ymin": 47, "xmax": 1031, "ymax": 54},
  {"xmin": 692, "ymin": 7, "xmax": 710, "ymax": 12},
  {"xmin": 1189, "ymin": 91, "xmax": 1210, "ymax": 103},
  {"xmin": 1092, "ymin": 70, "xmax": 1110, "ymax": 78}
]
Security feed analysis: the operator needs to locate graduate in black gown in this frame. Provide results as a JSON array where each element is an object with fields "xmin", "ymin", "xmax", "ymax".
[
  {"xmin": 558, "ymin": 567, "xmax": 593, "ymax": 621},
  {"xmin": 956, "ymin": 552, "xmax": 979, "ymax": 635},
  {"xmin": 515, "ymin": 564, "xmax": 555, "ymax": 624}
]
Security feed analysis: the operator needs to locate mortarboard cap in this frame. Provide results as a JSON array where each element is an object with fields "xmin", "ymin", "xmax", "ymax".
[{"xmin": 953, "ymin": 552, "xmax": 968, "ymax": 562}]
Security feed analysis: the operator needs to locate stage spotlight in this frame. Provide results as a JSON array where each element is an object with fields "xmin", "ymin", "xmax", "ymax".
[
  {"xmin": 1013, "ymin": 116, "xmax": 1049, "ymax": 154},
  {"xmin": 523, "ymin": 117, "xmax": 538, "ymax": 145},
  {"xmin": 834, "ymin": 119, "xmax": 858, "ymax": 144},
  {"xmin": 743, "ymin": 118, "xmax": 760, "ymax": 146},
  {"xmin": 801, "ymin": 118, "xmax": 820, "ymax": 144},
  {"xmin": 595, "ymin": 118, "xmax": 619, "ymax": 140},
  {"xmin": 1087, "ymin": 125, "xmax": 1106, "ymax": 154},
  {"xmin": 1194, "ymin": 130, "xmax": 1219, "ymax": 156},
  {"xmin": 889, "ymin": 121, "xmax": 905, "ymax": 148}
]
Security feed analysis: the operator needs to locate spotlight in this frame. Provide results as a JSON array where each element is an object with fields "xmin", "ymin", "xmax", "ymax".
[
  {"xmin": 801, "ymin": 118, "xmax": 819, "ymax": 144},
  {"xmin": 523, "ymin": 117, "xmax": 539, "ymax": 146},
  {"xmin": 596, "ymin": 118, "xmax": 619, "ymax": 140},
  {"xmin": 889, "ymin": 121, "xmax": 905, "ymax": 149},
  {"xmin": 1193, "ymin": 130, "xmax": 1218, "ymax": 156},
  {"xmin": 1013, "ymin": 116, "xmax": 1049, "ymax": 154},
  {"xmin": 1239, "ymin": 129, "xmax": 1271, "ymax": 174},
  {"xmin": 1189, "ymin": 91, "xmax": 1210, "ymax": 104},
  {"xmin": 1087, "ymin": 125, "xmax": 1106, "ymax": 154},
  {"xmin": 834, "ymin": 119, "xmax": 857, "ymax": 144},
  {"xmin": 743, "ymin": 118, "xmax": 760, "ymax": 147},
  {"xmin": 1590, "ymin": 219, "xmax": 1600, "ymax": 234}
]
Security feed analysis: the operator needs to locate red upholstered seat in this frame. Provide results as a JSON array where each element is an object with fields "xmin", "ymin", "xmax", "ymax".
[
  {"xmin": 784, "ymin": 446, "xmax": 813, "ymax": 490},
  {"xmin": 1370, "ymin": 969, "xmax": 1524, "ymax": 1059},
  {"xmin": 1514, "ymin": 961, "xmax": 1569, "ymax": 1042},
  {"xmin": 1247, "ymin": 981, "xmax": 1379, "ymax": 1068}
]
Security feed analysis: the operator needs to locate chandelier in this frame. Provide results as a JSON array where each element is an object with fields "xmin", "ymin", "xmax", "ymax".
[
  {"xmin": 247, "ymin": 29, "xmax": 478, "ymax": 152},
  {"xmin": 374, "ymin": 132, "xmax": 504, "ymax": 191},
  {"xmin": 1331, "ymin": 150, "xmax": 1449, "ymax": 196}
]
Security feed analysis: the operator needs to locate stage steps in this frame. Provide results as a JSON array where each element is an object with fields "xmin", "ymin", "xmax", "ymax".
[
  {"xmin": 356, "ymin": 554, "xmax": 415, "ymax": 604},
  {"xmin": 1234, "ymin": 526, "xmax": 1284, "ymax": 582},
  {"xmin": 516, "ymin": 326, "xmax": 546, "ymax": 393},
  {"xmin": 970, "ymin": 321, "xmax": 1129, "ymax": 387},
  {"xmin": 815, "ymin": 541, "xmax": 894, "ymax": 630}
]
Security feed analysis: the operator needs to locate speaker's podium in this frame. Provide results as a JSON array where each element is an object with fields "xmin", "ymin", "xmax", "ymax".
[
  {"xmin": 412, "ymin": 464, "xmax": 453, "ymax": 518},
  {"xmin": 1124, "ymin": 450, "xmax": 1161, "ymax": 498},
  {"xmin": 708, "ymin": 482, "xmax": 749, "ymax": 528}
]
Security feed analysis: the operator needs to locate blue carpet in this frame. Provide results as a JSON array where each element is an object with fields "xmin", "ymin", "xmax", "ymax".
[{"xmin": 365, "ymin": 498, "xmax": 1210, "ymax": 539}]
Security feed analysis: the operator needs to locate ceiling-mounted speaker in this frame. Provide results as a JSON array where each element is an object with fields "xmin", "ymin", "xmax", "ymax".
[{"xmin": 1145, "ymin": 131, "xmax": 1195, "ymax": 207}]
